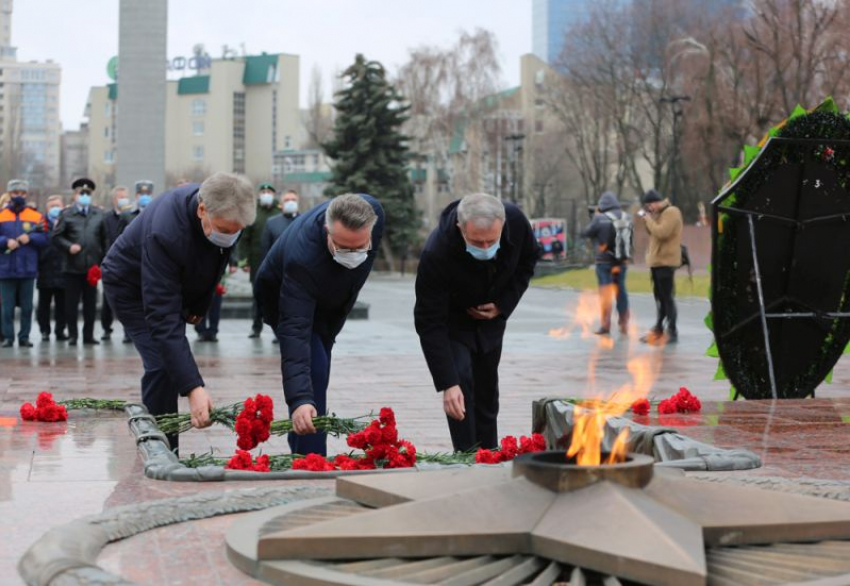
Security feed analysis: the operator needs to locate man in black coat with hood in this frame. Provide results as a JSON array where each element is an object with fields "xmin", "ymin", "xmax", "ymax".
[
  {"xmin": 414, "ymin": 193, "xmax": 540, "ymax": 452},
  {"xmin": 102, "ymin": 173, "xmax": 256, "ymax": 437}
]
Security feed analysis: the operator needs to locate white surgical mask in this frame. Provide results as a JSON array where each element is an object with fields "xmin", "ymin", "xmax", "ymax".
[
  {"xmin": 207, "ymin": 228, "xmax": 241, "ymax": 248},
  {"xmin": 259, "ymin": 193, "xmax": 274, "ymax": 207},
  {"xmin": 283, "ymin": 200, "xmax": 298, "ymax": 215},
  {"xmin": 333, "ymin": 250, "xmax": 368, "ymax": 269},
  {"xmin": 117, "ymin": 197, "xmax": 130, "ymax": 210}
]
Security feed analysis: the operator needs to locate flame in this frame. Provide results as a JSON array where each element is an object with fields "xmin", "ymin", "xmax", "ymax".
[
  {"xmin": 548, "ymin": 289, "xmax": 616, "ymax": 347},
  {"xmin": 567, "ymin": 354, "xmax": 661, "ymax": 466}
]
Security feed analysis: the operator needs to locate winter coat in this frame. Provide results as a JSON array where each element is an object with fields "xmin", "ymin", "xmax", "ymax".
[
  {"xmin": 103, "ymin": 209, "xmax": 129, "ymax": 249},
  {"xmin": 414, "ymin": 200, "xmax": 541, "ymax": 392},
  {"xmin": 581, "ymin": 191, "xmax": 627, "ymax": 264},
  {"xmin": 259, "ymin": 212, "xmax": 298, "ymax": 261},
  {"xmin": 644, "ymin": 200, "xmax": 683, "ymax": 268},
  {"xmin": 51, "ymin": 205, "xmax": 108, "ymax": 274},
  {"xmin": 238, "ymin": 203, "xmax": 280, "ymax": 280},
  {"xmin": 254, "ymin": 195, "xmax": 384, "ymax": 411},
  {"xmin": 101, "ymin": 184, "xmax": 233, "ymax": 396},
  {"xmin": 37, "ymin": 217, "xmax": 66, "ymax": 289},
  {"xmin": 0, "ymin": 202, "xmax": 49, "ymax": 279}
]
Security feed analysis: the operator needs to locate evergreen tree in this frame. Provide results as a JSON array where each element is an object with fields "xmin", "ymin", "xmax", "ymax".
[{"xmin": 323, "ymin": 54, "xmax": 418, "ymax": 265}]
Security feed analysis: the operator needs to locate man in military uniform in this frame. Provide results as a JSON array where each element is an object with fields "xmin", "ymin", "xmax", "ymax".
[{"xmin": 239, "ymin": 182, "xmax": 280, "ymax": 338}]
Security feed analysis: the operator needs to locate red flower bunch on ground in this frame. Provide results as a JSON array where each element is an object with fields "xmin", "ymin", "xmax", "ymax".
[
  {"xmin": 234, "ymin": 394, "xmax": 274, "ymax": 450},
  {"xmin": 658, "ymin": 387, "xmax": 702, "ymax": 414},
  {"xmin": 292, "ymin": 407, "xmax": 417, "ymax": 471},
  {"xmin": 475, "ymin": 433, "xmax": 547, "ymax": 464},
  {"xmin": 224, "ymin": 450, "xmax": 270, "ymax": 472},
  {"xmin": 86, "ymin": 264, "xmax": 102, "ymax": 287},
  {"xmin": 215, "ymin": 283, "xmax": 227, "ymax": 296},
  {"xmin": 630, "ymin": 398, "xmax": 651, "ymax": 416},
  {"xmin": 20, "ymin": 392, "xmax": 68, "ymax": 422}
]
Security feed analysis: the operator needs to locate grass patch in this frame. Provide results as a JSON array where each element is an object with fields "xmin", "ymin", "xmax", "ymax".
[{"xmin": 533, "ymin": 267, "xmax": 710, "ymax": 298}]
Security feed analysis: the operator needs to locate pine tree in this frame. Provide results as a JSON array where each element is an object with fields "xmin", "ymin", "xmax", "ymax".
[{"xmin": 323, "ymin": 54, "xmax": 418, "ymax": 266}]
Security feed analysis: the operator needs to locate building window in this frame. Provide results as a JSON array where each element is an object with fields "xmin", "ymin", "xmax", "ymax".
[
  {"xmin": 191, "ymin": 98, "xmax": 206, "ymax": 116},
  {"xmin": 284, "ymin": 135, "xmax": 291, "ymax": 149},
  {"xmin": 193, "ymin": 145, "xmax": 204, "ymax": 161},
  {"xmin": 105, "ymin": 102, "xmax": 111, "ymax": 117},
  {"xmin": 104, "ymin": 126, "xmax": 109, "ymax": 138},
  {"xmin": 535, "ymin": 119, "xmax": 544, "ymax": 133},
  {"xmin": 104, "ymin": 150, "xmax": 114, "ymax": 164},
  {"xmin": 192, "ymin": 121, "xmax": 204, "ymax": 136}
]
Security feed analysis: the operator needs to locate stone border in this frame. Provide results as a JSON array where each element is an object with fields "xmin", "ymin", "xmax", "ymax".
[
  {"xmin": 125, "ymin": 404, "xmax": 465, "ymax": 482},
  {"xmin": 18, "ymin": 485, "xmax": 332, "ymax": 586}
]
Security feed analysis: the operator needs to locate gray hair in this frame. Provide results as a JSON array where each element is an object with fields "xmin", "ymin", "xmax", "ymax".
[
  {"xmin": 325, "ymin": 194, "xmax": 377, "ymax": 232},
  {"xmin": 46, "ymin": 194, "xmax": 64, "ymax": 207},
  {"xmin": 457, "ymin": 193, "xmax": 505, "ymax": 228},
  {"xmin": 198, "ymin": 172, "xmax": 256, "ymax": 226},
  {"xmin": 111, "ymin": 185, "xmax": 129, "ymax": 196}
]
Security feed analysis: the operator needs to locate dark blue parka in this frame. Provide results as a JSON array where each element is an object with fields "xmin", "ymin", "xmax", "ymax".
[
  {"xmin": 254, "ymin": 195, "xmax": 384, "ymax": 411},
  {"xmin": 101, "ymin": 184, "xmax": 233, "ymax": 396}
]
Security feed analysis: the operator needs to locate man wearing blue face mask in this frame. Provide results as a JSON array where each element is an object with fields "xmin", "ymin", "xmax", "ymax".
[
  {"xmin": 52, "ymin": 177, "xmax": 108, "ymax": 346},
  {"xmin": 414, "ymin": 193, "xmax": 541, "ymax": 452},
  {"xmin": 238, "ymin": 183, "xmax": 280, "ymax": 339},
  {"xmin": 102, "ymin": 173, "xmax": 256, "ymax": 446},
  {"xmin": 37, "ymin": 195, "xmax": 68, "ymax": 342},
  {"xmin": 255, "ymin": 193, "xmax": 384, "ymax": 456}
]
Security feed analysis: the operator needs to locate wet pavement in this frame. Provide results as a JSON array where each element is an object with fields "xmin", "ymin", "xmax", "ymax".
[{"xmin": 2, "ymin": 273, "xmax": 850, "ymax": 585}]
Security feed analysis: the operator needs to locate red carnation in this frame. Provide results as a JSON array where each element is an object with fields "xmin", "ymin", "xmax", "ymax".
[
  {"xmin": 364, "ymin": 423, "xmax": 383, "ymax": 446},
  {"xmin": 347, "ymin": 430, "xmax": 368, "ymax": 449},
  {"xmin": 20, "ymin": 402, "xmax": 36, "ymax": 421},
  {"xmin": 36, "ymin": 392, "xmax": 54, "ymax": 409},
  {"xmin": 379, "ymin": 407, "xmax": 396, "ymax": 426},
  {"xmin": 215, "ymin": 283, "xmax": 227, "ymax": 296},
  {"xmin": 499, "ymin": 436, "xmax": 519, "ymax": 460},
  {"xmin": 252, "ymin": 454, "xmax": 270, "ymax": 472},
  {"xmin": 519, "ymin": 433, "xmax": 546, "ymax": 454},
  {"xmin": 86, "ymin": 264, "xmax": 102, "ymax": 288},
  {"xmin": 475, "ymin": 448, "xmax": 499, "ymax": 464},
  {"xmin": 631, "ymin": 398, "xmax": 651, "ymax": 416},
  {"xmin": 658, "ymin": 398, "xmax": 677, "ymax": 414}
]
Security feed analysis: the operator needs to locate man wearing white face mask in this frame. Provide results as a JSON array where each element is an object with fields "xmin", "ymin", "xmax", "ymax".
[
  {"xmin": 414, "ymin": 193, "xmax": 540, "ymax": 452},
  {"xmin": 255, "ymin": 193, "xmax": 384, "ymax": 456},
  {"xmin": 101, "ymin": 173, "xmax": 256, "ymax": 448},
  {"xmin": 239, "ymin": 183, "xmax": 280, "ymax": 339},
  {"xmin": 100, "ymin": 186, "xmax": 132, "ymax": 341}
]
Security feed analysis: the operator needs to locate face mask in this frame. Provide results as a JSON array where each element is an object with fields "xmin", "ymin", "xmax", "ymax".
[
  {"xmin": 78, "ymin": 194, "xmax": 92, "ymax": 207},
  {"xmin": 11, "ymin": 196, "xmax": 26, "ymax": 208},
  {"xmin": 117, "ymin": 197, "xmax": 130, "ymax": 210},
  {"xmin": 138, "ymin": 195, "xmax": 152, "ymax": 208},
  {"xmin": 48, "ymin": 207, "xmax": 61, "ymax": 220},
  {"xmin": 283, "ymin": 200, "xmax": 298, "ymax": 215},
  {"xmin": 333, "ymin": 250, "xmax": 368, "ymax": 269},
  {"xmin": 259, "ymin": 193, "xmax": 274, "ymax": 207},
  {"xmin": 466, "ymin": 241, "xmax": 500, "ymax": 261}
]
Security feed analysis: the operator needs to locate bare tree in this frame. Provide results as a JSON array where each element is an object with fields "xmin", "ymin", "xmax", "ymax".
[{"xmin": 302, "ymin": 65, "xmax": 334, "ymax": 150}]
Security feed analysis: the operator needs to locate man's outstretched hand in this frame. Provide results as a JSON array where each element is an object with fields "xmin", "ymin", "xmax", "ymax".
[
  {"xmin": 292, "ymin": 403, "xmax": 318, "ymax": 435},
  {"xmin": 188, "ymin": 386, "xmax": 213, "ymax": 428}
]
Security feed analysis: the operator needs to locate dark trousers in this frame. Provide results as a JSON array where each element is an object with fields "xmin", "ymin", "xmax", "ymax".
[
  {"xmin": 651, "ymin": 266, "xmax": 677, "ymax": 334},
  {"xmin": 446, "ymin": 339, "xmax": 502, "ymax": 452},
  {"xmin": 194, "ymin": 294, "xmax": 223, "ymax": 336},
  {"xmin": 595, "ymin": 263, "xmax": 629, "ymax": 331},
  {"xmin": 101, "ymin": 295, "xmax": 114, "ymax": 333},
  {"xmin": 251, "ymin": 295, "xmax": 263, "ymax": 333},
  {"xmin": 0, "ymin": 278, "xmax": 35, "ymax": 342},
  {"xmin": 288, "ymin": 332, "xmax": 332, "ymax": 456},
  {"xmin": 104, "ymin": 283, "xmax": 180, "ymax": 448},
  {"xmin": 37, "ymin": 287, "xmax": 66, "ymax": 336},
  {"xmin": 64, "ymin": 272, "xmax": 97, "ymax": 341}
]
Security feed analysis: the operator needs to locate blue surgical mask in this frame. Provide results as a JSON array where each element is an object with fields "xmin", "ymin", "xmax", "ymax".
[
  {"xmin": 466, "ymin": 241, "xmax": 500, "ymax": 261},
  {"xmin": 259, "ymin": 193, "xmax": 275, "ymax": 207},
  {"xmin": 207, "ymin": 228, "xmax": 241, "ymax": 248},
  {"xmin": 78, "ymin": 194, "xmax": 92, "ymax": 207},
  {"xmin": 283, "ymin": 200, "xmax": 298, "ymax": 215},
  {"xmin": 48, "ymin": 207, "xmax": 61, "ymax": 220},
  {"xmin": 138, "ymin": 195, "xmax": 152, "ymax": 208}
]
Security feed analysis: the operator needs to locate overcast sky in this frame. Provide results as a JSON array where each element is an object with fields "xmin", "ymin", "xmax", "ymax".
[{"xmin": 12, "ymin": 0, "xmax": 532, "ymax": 131}]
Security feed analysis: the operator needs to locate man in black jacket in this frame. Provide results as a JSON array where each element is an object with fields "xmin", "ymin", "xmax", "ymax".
[
  {"xmin": 580, "ymin": 191, "xmax": 631, "ymax": 336},
  {"xmin": 259, "ymin": 189, "xmax": 300, "ymax": 262},
  {"xmin": 37, "ymin": 195, "xmax": 68, "ymax": 341},
  {"xmin": 414, "ymin": 193, "xmax": 540, "ymax": 452},
  {"xmin": 100, "ymin": 186, "xmax": 132, "ymax": 341},
  {"xmin": 255, "ymin": 193, "xmax": 384, "ymax": 456},
  {"xmin": 52, "ymin": 178, "xmax": 108, "ymax": 345},
  {"xmin": 102, "ymin": 173, "xmax": 256, "ymax": 435}
]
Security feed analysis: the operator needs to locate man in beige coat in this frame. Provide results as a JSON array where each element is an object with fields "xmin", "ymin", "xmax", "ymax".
[{"xmin": 638, "ymin": 189, "xmax": 683, "ymax": 344}]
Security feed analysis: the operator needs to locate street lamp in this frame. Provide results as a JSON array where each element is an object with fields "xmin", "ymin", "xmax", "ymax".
[{"xmin": 504, "ymin": 132, "xmax": 525, "ymax": 204}]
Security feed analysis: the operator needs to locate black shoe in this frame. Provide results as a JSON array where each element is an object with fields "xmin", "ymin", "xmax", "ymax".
[
  {"xmin": 122, "ymin": 336, "xmax": 132, "ymax": 344},
  {"xmin": 101, "ymin": 333, "xmax": 111, "ymax": 341},
  {"xmin": 272, "ymin": 338, "xmax": 279, "ymax": 344},
  {"xmin": 42, "ymin": 334, "xmax": 50, "ymax": 342},
  {"xmin": 593, "ymin": 328, "xmax": 610, "ymax": 336},
  {"xmin": 248, "ymin": 331, "xmax": 261, "ymax": 339},
  {"xmin": 19, "ymin": 340, "xmax": 33, "ymax": 347},
  {"xmin": 1, "ymin": 340, "xmax": 13, "ymax": 348},
  {"xmin": 67, "ymin": 337, "xmax": 78, "ymax": 345},
  {"xmin": 666, "ymin": 332, "xmax": 679, "ymax": 344},
  {"xmin": 55, "ymin": 334, "xmax": 69, "ymax": 341},
  {"xmin": 83, "ymin": 338, "xmax": 100, "ymax": 346}
]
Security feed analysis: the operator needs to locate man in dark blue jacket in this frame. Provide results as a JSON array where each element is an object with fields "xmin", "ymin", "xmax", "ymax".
[
  {"xmin": 255, "ymin": 193, "xmax": 384, "ymax": 456},
  {"xmin": 580, "ymin": 191, "xmax": 631, "ymax": 336},
  {"xmin": 414, "ymin": 193, "xmax": 540, "ymax": 452},
  {"xmin": 102, "ymin": 173, "xmax": 256, "ymax": 437}
]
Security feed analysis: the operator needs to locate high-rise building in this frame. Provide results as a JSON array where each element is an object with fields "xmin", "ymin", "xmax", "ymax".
[
  {"xmin": 60, "ymin": 123, "xmax": 88, "ymax": 189},
  {"xmin": 86, "ymin": 52, "xmax": 300, "ymax": 195},
  {"xmin": 0, "ymin": 0, "xmax": 62, "ymax": 190},
  {"xmin": 532, "ymin": 0, "xmax": 596, "ymax": 65}
]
